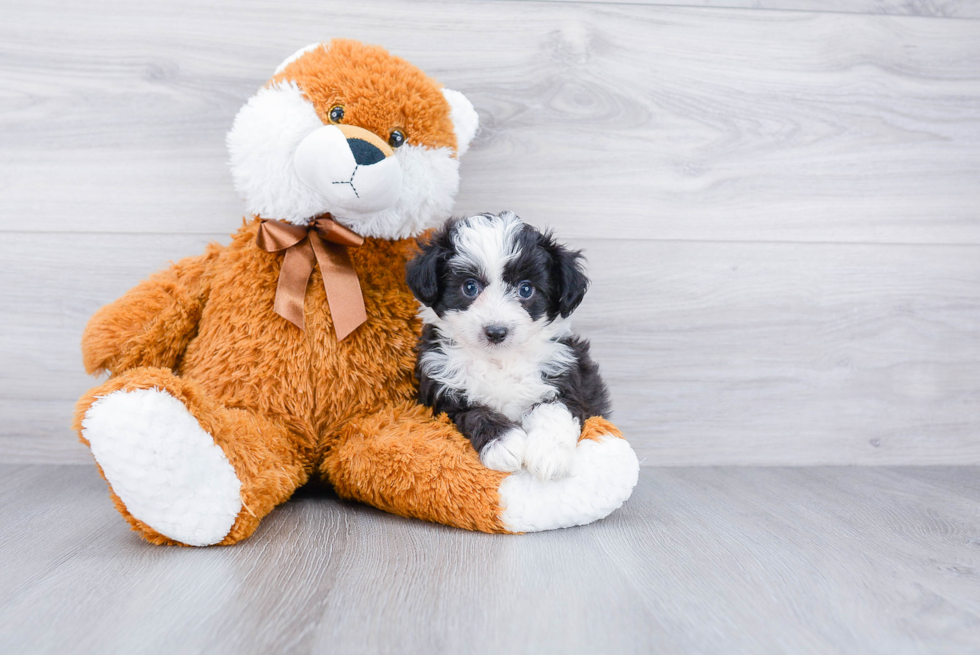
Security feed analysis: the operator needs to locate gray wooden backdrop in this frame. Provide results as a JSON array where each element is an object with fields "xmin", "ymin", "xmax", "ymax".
[{"xmin": 2, "ymin": 0, "xmax": 979, "ymax": 466}]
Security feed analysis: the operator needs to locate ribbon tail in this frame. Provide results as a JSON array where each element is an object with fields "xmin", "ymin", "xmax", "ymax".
[
  {"xmin": 310, "ymin": 233, "xmax": 368, "ymax": 340},
  {"xmin": 275, "ymin": 240, "xmax": 315, "ymax": 330}
]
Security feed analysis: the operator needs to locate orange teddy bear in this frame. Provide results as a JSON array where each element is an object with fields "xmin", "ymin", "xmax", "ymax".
[{"xmin": 74, "ymin": 39, "xmax": 638, "ymax": 546}]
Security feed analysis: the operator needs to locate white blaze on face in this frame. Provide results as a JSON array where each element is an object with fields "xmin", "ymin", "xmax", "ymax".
[
  {"xmin": 451, "ymin": 213, "xmax": 524, "ymax": 283},
  {"xmin": 445, "ymin": 213, "xmax": 528, "ymax": 350}
]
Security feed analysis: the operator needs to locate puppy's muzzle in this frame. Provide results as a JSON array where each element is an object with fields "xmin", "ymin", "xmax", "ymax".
[{"xmin": 293, "ymin": 124, "xmax": 403, "ymax": 215}]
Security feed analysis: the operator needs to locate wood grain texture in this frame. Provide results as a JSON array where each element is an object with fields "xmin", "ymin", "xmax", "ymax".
[
  {"xmin": 3, "ymin": 0, "xmax": 980, "ymax": 466},
  {"xmin": 537, "ymin": 0, "xmax": 980, "ymax": 19},
  {"xmin": 3, "ymin": 232, "xmax": 979, "ymax": 465},
  {"xmin": 1, "ymin": 0, "xmax": 979, "ymax": 243},
  {"xmin": 583, "ymin": 238, "xmax": 980, "ymax": 465},
  {"xmin": 1, "ymin": 464, "xmax": 979, "ymax": 654}
]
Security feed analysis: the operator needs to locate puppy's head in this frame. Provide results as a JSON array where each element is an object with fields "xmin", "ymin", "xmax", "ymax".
[{"xmin": 407, "ymin": 212, "xmax": 589, "ymax": 351}]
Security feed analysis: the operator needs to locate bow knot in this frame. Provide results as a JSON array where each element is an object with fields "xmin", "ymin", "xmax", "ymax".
[{"xmin": 256, "ymin": 215, "xmax": 367, "ymax": 340}]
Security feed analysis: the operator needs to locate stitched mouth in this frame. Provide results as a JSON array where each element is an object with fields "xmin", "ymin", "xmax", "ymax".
[{"xmin": 332, "ymin": 165, "xmax": 360, "ymax": 198}]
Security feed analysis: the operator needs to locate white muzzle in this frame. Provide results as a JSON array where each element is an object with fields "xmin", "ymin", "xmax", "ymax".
[{"xmin": 294, "ymin": 124, "xmax": 403, "ymax": 215}]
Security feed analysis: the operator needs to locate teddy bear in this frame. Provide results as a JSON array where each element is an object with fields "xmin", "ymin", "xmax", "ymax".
[{"xmin": 73, "ymin": 39, "xmax": 639, "ymax": 546}]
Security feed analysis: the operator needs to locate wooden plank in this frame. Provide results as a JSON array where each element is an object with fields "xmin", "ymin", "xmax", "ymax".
[
  {"xmin": 541, "ymin": 0, "xmax": 980, "ymax": 19},
  {"xmin": 0, "ymin": 401, "xmax": 96, "ymax": 465},
  {"xmin": 1, "ymin": 465, "xmax": 979, "ymax": 654},
  {"xmin": 581, "ymin": 238, "xmax": 980, "ymax": 465},
  {"xmin": 2, "ymin": 1, "xmax": 979, "ymax": 243},
  {"xmin": 0, "ymin": 232, "xmax": 225, "ymax": 399},
  {"xmin": 593, "ymin": 466, "xmax": 980, "ymax": 654},
  {"xmin": 3, "ymin": 232, "xmax": 979, "ymax": 465}
]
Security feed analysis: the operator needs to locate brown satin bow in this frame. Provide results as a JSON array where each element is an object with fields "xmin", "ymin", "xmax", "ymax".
[{"xmin": 255, "ymin": 215, "xmax": 367, "ymax": 340}]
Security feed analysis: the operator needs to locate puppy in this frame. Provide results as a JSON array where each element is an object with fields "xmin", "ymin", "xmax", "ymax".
[{"xmin": 406, "ymin": 211, "xmax": 610, "ymax": 481}]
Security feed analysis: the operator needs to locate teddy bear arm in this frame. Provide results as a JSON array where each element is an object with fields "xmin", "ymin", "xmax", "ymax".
[{"xmin": 82, "ymin": 248, "xmax": 219, "ymax": 376}]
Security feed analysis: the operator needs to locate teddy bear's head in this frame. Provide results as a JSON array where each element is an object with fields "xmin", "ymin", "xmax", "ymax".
[{"xmin": 227, "ymin": 39, "xmax": 479, "ymax": 239}]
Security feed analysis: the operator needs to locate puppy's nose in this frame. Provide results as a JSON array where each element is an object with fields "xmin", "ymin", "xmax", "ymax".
[
  {"xmin": 347, "ymin": 138, "xmax": 386, "ymax": 166},
  {"xmin": 484, "ymin": 325, "xmax": 508, "ymax": 344}
]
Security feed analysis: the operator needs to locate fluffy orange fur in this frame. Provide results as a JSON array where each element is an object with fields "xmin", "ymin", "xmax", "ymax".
[
  {"xmin": 75, "ymin": 221, "xmax": 514, "ymax": 541},
  {"xmin": 272, "ymin": 39, "xmax": 458, "ymax": 153}
]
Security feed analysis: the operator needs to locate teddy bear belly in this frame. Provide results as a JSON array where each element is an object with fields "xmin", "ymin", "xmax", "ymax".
[{"xmin": 176, "ymin": 286, "xmax": 421, "ymax": 443}]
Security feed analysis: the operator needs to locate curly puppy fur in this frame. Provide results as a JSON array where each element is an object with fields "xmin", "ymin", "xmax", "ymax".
[{"xmin": 407, "ymin": 212, "xmax": 611, "ymax": 480}]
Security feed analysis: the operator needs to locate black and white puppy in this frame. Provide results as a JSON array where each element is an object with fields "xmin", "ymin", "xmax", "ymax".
[{"xmin": 406, "ymin": 211, "xmax": 610, "ymax": 481}]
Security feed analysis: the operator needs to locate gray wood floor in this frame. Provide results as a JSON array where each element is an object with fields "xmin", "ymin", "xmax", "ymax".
[
  {"xmin": 3, "ymin": 0, "xmax": 980, "ymax": 466},
  {"xmin": 1, "ymin": 464, "xmax": 978, "ymax": 654}
]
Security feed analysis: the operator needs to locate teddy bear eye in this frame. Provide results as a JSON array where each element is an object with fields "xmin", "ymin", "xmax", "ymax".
[
  {"xmin": 329, "ymin": 105, "xmax": 345, "ymax": 123},
  {"xmin": 388, "ymin": 129, "xmax": 405, "ymax": 148}
]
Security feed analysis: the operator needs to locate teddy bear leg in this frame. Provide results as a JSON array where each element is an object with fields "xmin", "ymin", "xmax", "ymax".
[
  {"xmin": 321, "ymin": 403, "xmax": 513, "ymax": 533},
  {"xmin": 74, "ymin": 367, "xmax": 309, "ymax": 546},
  {"xmin": 321, "ymin": 404, "xmax": 639, "ymax": 534}
]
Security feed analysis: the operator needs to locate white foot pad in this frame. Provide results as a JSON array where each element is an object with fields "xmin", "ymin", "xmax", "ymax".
[
  {"xmin": 498, "ymin": 434, "xmax": 639, "ymax": 533},
  {"xmin": 82, "ymin": 388, "xmax": 243, "ymax": 546}
]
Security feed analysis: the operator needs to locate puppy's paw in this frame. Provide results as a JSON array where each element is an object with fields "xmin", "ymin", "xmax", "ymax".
[
  {"xmin": 480, "ymin": 427, "xmax": 528, "ymax": 473},
  {"xmin": 523, "ymin": 437, "xmax": 574, "ymax": 481},
  {"xmin": 522, "ymin": 403, "xmax": 581, "ymax": 482}
]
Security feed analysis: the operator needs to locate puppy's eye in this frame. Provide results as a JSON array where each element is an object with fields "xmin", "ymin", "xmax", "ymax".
[
  {"xmin": 462, "ymin": 279, "xmax": 482, "ymax": 298},
  {"xmin": 328, "ymin": 105, "xmax": 345, "ymax": 123},
  {"xmin": 388, "ymin": 129, "xmax": 405, "ymax": 148},
  {"xmin": 518, "ymin": 281, "xmax": 535, "ymax": 299}
]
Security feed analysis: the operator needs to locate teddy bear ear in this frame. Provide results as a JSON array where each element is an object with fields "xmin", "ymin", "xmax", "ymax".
[
  {"xmin": 274, "ymin": 42, "xmax": 324, "ymax": 75},
  {"xmin": 441, "ymin": 88, "xmax": 479, "ymax": 157}
]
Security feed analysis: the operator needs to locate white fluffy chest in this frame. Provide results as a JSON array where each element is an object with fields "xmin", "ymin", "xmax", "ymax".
[
  {"xmin": 420, "ymin": 339, "xmax": 573, "ymax": 422},
  {"xmin": 457, "ymin": 356, "xmax": 558, "ymax": 421}
]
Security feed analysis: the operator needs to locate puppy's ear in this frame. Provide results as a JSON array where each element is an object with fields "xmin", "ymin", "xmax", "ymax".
[
  {"xmin": 549, "ymin": 239, "xmax": 590, "ymax": 318},
  {"xmin": 406, "ymin": 229, "xmax": 451, "ymax": 307}
]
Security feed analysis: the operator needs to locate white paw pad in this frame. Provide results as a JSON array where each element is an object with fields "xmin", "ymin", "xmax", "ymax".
[
  {"xmin": 481, "ymin": 427, "xmax": 528, "ymax": 473},
  {"xmin": 82, "ymin": 388, "xmax": 243, "ymax": 546}
]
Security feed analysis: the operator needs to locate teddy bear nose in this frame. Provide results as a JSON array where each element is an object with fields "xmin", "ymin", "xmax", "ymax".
[
  {"xmin": 484, "ymin": 325, "xmax": 508, "ymax": 344},
  {"xmin": 347, "ymin": 138, "xmax": 386, "ymax": 166}
]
